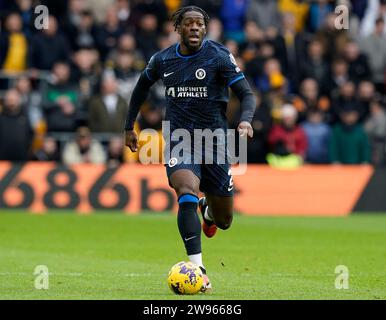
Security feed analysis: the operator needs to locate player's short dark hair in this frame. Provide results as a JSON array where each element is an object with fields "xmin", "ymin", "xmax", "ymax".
[{"xmin": 172, "ymin": 6, "xmax": 210, "ymax": 31}]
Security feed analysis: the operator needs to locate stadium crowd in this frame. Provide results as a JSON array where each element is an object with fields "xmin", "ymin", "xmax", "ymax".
[{"xmin": 0, "ymin": 0, "xmax": 385, "ymax": 166}]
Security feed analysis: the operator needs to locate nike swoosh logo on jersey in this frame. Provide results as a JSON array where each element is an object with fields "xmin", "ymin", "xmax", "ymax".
[
  {"xmin": 184, "ymin": 236, "xmax": 196, "ymax": 241},
  {"xmin": 164, "ymin": 72, "xmax": 174, "ymax": 77}
]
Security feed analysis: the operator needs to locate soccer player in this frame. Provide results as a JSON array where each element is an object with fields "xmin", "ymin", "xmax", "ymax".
[{"xmin": 124, "ymin": 6, "xmax": 256, "ymax": 292}]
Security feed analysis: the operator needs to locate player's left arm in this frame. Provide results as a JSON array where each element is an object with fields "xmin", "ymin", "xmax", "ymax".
[
  {"xmin": 230, "ymin": 78, "xmax": 256, "ymax": 138},
  {"xmin": 218, "ymin": 47, "xmax": 256, "ymax": 138}
]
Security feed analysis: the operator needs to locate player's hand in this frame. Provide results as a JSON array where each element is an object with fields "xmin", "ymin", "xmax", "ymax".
[
  {"xmin": 237, "ymin": 121, "xmax": 253, "ymax": 138},
  {"xmin": 125, "ymin": 130, "xmax": 139, "ymax": 152}
]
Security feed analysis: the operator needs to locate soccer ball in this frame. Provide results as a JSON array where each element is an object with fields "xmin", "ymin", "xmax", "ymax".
[{"xmin": 167, "ymin": 261, "xmax": 204, "ymax": 295}]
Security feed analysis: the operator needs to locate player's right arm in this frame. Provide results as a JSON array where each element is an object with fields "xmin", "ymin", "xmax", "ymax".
[{"xmin": 124, "ymin": 54, "xmax": 160, "ymax": 152}]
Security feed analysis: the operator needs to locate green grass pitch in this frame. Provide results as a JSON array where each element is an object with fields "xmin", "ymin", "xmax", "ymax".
[{"xmin": 0, "ymin": 211, "xmax": 385, "ymax": 300}]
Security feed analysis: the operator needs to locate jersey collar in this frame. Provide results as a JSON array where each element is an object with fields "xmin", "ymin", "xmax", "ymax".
[{"xmin": 175, "ymin": 40, "xmax": 207, "ymax": 59}]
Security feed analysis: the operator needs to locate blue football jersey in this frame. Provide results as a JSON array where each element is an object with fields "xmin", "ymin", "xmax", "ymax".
[{"xmin": 144, "ymin": 40, "xmax": 245, "ymax": 132}]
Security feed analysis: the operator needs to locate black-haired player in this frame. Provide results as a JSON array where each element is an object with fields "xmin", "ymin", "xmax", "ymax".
[{"xmin": 125, "ymin": 6, "xmax": 256, "ymax": 292}]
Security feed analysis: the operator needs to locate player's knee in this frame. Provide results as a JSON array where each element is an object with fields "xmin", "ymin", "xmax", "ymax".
[{"xmin": 175, "ymin": 185, "xmax": 198, "ymax": 198}]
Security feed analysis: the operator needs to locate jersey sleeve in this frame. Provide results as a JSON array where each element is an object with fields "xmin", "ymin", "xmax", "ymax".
[
  {"xmin": 144, "ymin": 53, "xmax": 160, "ymax": 82},
  {"xmin": 217, "ymin": 47, "xmax": 245, "ymax": 87}
]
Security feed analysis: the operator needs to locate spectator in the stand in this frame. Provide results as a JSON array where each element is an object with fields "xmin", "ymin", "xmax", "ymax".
[
  {"xmin": 268, "ymin": 104, "xmax": 308, "ymax": 159},
  {"xmin": 266, "ymin": 58, "xmax": 289, "ymax": 99},
  {"xmin": 115, "ymin": 0, "xmax": 133, "ymax": 27},
  {"xmin": 329, "ymin": 107, "xmax": 371, "ymax": 164},
  {"xmin": 300, "ymin": 39, "xmax": 329, "ymax": 93},
  {"xmin": 0, "ymin": 12, "xmax": 28, "ymax": 73},
  {"xmin": 70, "ymin": 48, "xmax": 101, "ymax": 101},
  {"xmin": 62, "ymin": 126, "xmax": 106, "ymax": 164},
  {"xmin": 364, "ymin": 98, "xmax": 386, "ymax": 165},
  {"xmin": 225, "ymin": 39, "xmax": 240, "ymax": 57},
  {"xmin": 277, "ymin": 0, "xmax": 310, "ymax": 33},
  {"xmin": 316, "ymin": 12, "xmax": 349, "ymax": 61},
  {"xmin": 43, "ymin": 61, "xmax": 80, "ymax": 132},
  {"xmin": 301, "ymin": 109, "xmax": 331, "ymax": 163},
  {"xmin": 61, "ymin": 0, "xmax": 87, "ymax": 46},
  {"xmin": 246, "ymin": 0, "xmax": 281, "ymax": 31},
  {"xmin": 32, "ymin": 136, "xmax": 61, "ymax": 162},
  {"xmin": 239, "ymin": 21, "xmax": 265, "ymax": 64},
  {"xmin": 135, "ymin": 14, "xmax": 160, "ymax": 61},
  {"xmin": 107, "ymin": 33, "xmax": 145, "ymax": 69},
  {"xmin": 105, "ymin": 51, "xmax": 141, "ymax": 102},
  {"xmin": 96, "ymin": 6, "xmax": 124, "ymax": 61},
  {"xmin": 276, "ymin": 12, "xmax": 309, "ymax": 91},
  {"xmin": 107, "ymin": 135, "xmax": 124, "ymax": 167},
  {"xmin": 330, "ymin": 81, "xmax": 363, "ymax": 123},
  {"xmin": 247, "ymin": 93, "xmax": 272, "ymax": 163},
  {"xmin": 0, "ymin": 88, "xmax": 33, "ymax": 161},
  {"xmin": 327, "ymin": 58, "xmax": 351, "ymax": 98},
  {"xmin": 11, "ymin": 0, "xmax": 35, "ymax": 36},
  {"xmin": 160, "ymin": 20, "xmax": 179, "ymax": 47},
  {"xmin": 360, "ymin": 0, "xmax": 386, "ymax": 37},
  {"xmin": 263, "ymin": 27, "xmax": 288, "ymax": 76},
  {"xmin": 359, "ymin": 17, "xmax": 386, "ymax": 93},
  {"xmin": 293, "ymin": 78, "xmax": 330, "ymax": 122},
  {"xmin": 260, "ymin": 77, "xmax": 291, "ymax": 124},
  {"xmin": 67, "ymin": 0, "xmax": 85, "ymax": 27},
  {"xmin": 344, "ymin": 0, "xmax": 367, "ymax": 36},
  {"xmin": 130, "ymin": 0, "xmax": 168, "ymax": 29},
  {"xmin": 69, "ymin": 9, "xmax": 99, "ymax": 50},
  {"xmin": 307, "ymin": 0, "xmax": 333, "ymax": 33},
  {"xmin": 357, "ymin": 80, "xmax": 376, "ymax": 121},
  {"xmin": 350, "ymin": 0, "xmax": 369, "ymax": 23},
  {"xmin": 157, "ymin": 33, "xmax": 174, "ymax": 51},
  {"xmin": 88, "ymin": 75, "xmax": 128, "ymax": 133},
  {"xmin": 84, "ymin": 0, "xmax": 115, "ymax": 23},
  {"xmin": 343, "ymin": 40, "xmax": 372, "ymax": 83},
  {"xmin": 206, "ymin": 17, "xmax": 224, "ymax": 42},
  {"xmin": 254, "ymin": 58, "xmax": 287, "ymax": 94},
  {"xmin": 29, "ymin": 15, "xmax": 71, "ymax": 70},
  {"xmin": 15, "ymin": 76, "xmax": 43, "ymax": 129},
  {"xmin": 220, "ymin": 0, "xmax": 248, "ymax": 43},
  {"xmin": 15, "ymin": 76, "xmax": 47, "ymax": 155}
]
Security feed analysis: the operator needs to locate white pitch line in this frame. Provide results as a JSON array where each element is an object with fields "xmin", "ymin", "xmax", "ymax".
[{"xmin": 0, "ymin": 272, "xmax": 158, "ymax": 277}]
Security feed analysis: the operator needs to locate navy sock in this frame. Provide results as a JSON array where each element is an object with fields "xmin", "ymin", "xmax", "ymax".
[{"xmin": 177, "ymin": 194, "xmax": 201, "ymax": 255}]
